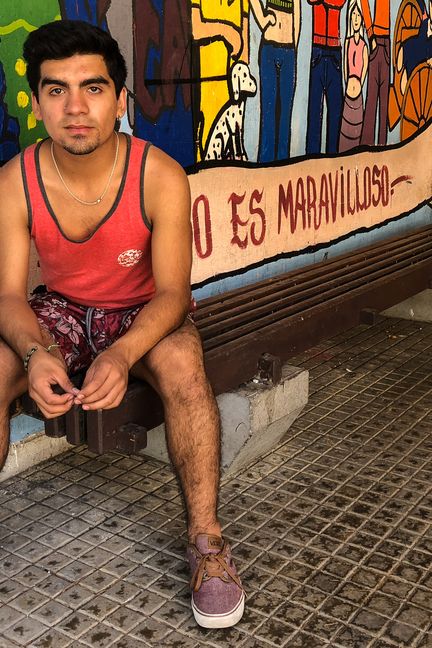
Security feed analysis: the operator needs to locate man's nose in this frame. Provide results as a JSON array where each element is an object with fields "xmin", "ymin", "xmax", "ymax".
[{"xmin": 65, "ymin": 91, "xmax": 88, "ymax": 114}]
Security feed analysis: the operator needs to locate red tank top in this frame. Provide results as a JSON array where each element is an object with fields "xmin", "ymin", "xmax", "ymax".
[{"xmin": 21, "ymin": 135, "xmax": 155, "ymax": 309}]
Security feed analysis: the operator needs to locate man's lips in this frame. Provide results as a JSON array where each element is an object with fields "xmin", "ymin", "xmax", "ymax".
[{"xmin": 65, "ymin": 125, "xmax": 93, "ymax": 134}]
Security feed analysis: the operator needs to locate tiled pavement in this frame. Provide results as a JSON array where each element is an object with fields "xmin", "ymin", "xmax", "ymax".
[{"xmin": 0, "ymin": 315, "xmax": 431, "ymax": 648}]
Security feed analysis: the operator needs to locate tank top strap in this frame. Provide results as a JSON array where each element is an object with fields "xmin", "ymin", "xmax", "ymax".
[
  {"xmin": 20, "ymin": 140, "xmax": 47, "ymax": 233},
  {"xmin": 122, "ymin": 135, "xmax": 153, "ymax": 232}
]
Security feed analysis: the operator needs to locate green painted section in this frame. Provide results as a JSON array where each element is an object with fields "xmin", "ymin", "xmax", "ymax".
[{"xmin": 0, "ymin": 3, "xmax": 61, "ymax": 150}]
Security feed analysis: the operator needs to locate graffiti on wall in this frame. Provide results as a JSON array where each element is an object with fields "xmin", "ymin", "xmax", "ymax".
[{"xmin": 0, "ymin": 0, "xmax": 431, "ymax": 286}]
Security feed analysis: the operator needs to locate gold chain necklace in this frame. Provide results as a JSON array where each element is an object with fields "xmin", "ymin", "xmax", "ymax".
[{"xmin": 50, "ymin": 131, "xmax": 119, "ymax": 206}]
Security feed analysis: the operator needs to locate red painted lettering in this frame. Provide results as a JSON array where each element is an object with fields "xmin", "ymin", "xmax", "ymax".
[
  {"xmin": 340, "ymin": 166, "xmax": 345, "ymax": 217},
  {"xmin": 355, "ymin": 168, "xmax": 365, "ymax": 211},
  {"xmin": 381, "ymin": 165, "xmax": 390, "ymax": 206},
  {"xmin": 363, "ymin": 166, "xmax": 371, "ymax": 210},
  {"xmin": 278, "ymin": 182, "xmax": 295, "ymax": 234},
  {"xmin": 229, "ymin": 192, "xmax": 248, "ymax": 249},
  {"xmin": 329, "ymin": 171, "xmax": 338, "ymax": 222},
  {"xmin": 192, "ymin": 195, "xmax": 213, "ymax": 259},
  {"xmin": 295, "ymin": 178, "xmax": 307, "ymax": 229},
  {"xmin": 347, "ymin": 169, "xmax": 356, "ymax": 215},
  {"xmin": 249, "ymin": 189, "xmax": 266, "ymax": 246},
  {"xmin": 372, "ymin": 165, "xmax": 381, "ymax": 206},
  {"xmin": 318, "ymin": 174, "xmax": 329, "ymax": 228},
  {"xmin": 306, "ymin": 176, "xmax": 317, "ymax": 230}
]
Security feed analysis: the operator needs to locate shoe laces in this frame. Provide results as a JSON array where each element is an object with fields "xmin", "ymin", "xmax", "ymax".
[{"xmin": 190, "ymin": 546, "xmax": 243, "ymax": 592}]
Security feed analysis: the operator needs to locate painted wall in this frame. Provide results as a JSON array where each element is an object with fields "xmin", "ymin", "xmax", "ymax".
[{"xmin": 0, "ymin": 0, "xmax": 431, "ymax": 299}]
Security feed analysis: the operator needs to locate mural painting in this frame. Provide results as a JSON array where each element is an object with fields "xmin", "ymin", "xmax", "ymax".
[
  {"xmin": 338, "ymin": 0, "xmax": 369, "ymax": 152},
  {"xmin": 306, "ymin": 0, "xmax": 347, "ymax": 155},
  {"xmin": 0, "ymin": 60, "xmax": 19, "ymax": 163},
  {"xmin": 0, "ymin": 2, "xmax": 60, "ymax": 153},
  {"xmin": 59, "ymin": 0, "xmax": 107, "ymax": 28},
  {"xmin": 360, "ymin": 0, "xmax": 391, "ymax": 145},
  {"xmin": 388, "ymin": 0, "xmax": 432, "ymax": 139},
  {"xmin": 253, "ymin": 0, "xmax": 301, "ymax": 162},
  {"xmin": 0, "ymin": 0, "xmax": 431, "ymax": 293},
  {"xmin": 189, "ymin": 125, "xmax": 431, "ymax": 283},
  {"xmin": 191, "ymin": 0, "xmax": 251, "ymax": 162}
]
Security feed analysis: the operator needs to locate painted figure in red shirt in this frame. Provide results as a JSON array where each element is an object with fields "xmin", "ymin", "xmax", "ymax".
[{"xmin": 306, "ymin": 0, "xmax": 347, "ymax": 154}]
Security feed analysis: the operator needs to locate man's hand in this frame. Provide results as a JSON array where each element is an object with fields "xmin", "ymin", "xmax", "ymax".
[
  {"xmin": 27, "ymin": 352, "xmax": 76, "ymax": 418},
  {"xmin": 78, "ymin": 348, "xmax": 129, "ymax": 410}
]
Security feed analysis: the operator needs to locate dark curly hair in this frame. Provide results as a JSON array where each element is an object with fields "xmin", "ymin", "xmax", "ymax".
[{"xmin": 23, "ymin": 20, "xmax": 127, "ymax": 99}]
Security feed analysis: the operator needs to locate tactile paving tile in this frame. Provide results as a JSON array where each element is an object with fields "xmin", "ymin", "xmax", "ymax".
[{"xmin": 0, "ymin": 316, "xmax": 431, "ymax": 646}]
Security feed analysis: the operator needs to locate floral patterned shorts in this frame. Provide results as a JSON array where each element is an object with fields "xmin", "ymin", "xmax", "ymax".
[{"xmin": 29, "ymin": 289, "xmax": 145, "ymax": 374}]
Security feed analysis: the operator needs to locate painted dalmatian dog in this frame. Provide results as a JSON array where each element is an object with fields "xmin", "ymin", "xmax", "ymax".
[{"xmin": 204, "ymin": 62, "xmax": 257, "ymax": 162}]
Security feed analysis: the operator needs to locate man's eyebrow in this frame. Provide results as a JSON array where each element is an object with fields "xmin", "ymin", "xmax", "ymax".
[
  {"xmin": 40, "ymin": 77, "xmax": 68, "ymax": 89},
  {"xmin": 40, "ymin": 76, "xmax": 110, "ymax": 89},
  {"xmin": 80, "ymin": 76, "xmax": 110, "ymax": 87}
]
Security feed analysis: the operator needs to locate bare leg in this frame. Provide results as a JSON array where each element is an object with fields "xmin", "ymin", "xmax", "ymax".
[
  {"xmin": 0, "ymin": 340, "xmax": 28, "ymax": 470},
  {"xmin": 131, "ymin": 319, "xmax": 221, "ymax": 541},
  {"xmin": 0, "ymin": 327, "xmax": 67, "ymax": 471}
]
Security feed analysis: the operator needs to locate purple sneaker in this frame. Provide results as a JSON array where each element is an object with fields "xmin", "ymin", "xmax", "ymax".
[{"xmin": 187, "ymin": 534, "xmax": 245, "ymax": 628}]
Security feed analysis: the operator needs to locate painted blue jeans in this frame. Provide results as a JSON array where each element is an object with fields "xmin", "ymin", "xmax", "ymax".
[
  {"xmin": 259, "ymin": 42, "xmax": 296, "ymax": 163},
  {"xmin": 306, "ymin": 46, "xmax": 343, "ymax": 155}
]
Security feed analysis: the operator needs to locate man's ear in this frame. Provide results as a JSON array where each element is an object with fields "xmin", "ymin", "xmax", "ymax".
[
  {"xmin": 116, "ymin": 87, "xmax": 127, "ymax": 119},
  {"xmin": 31, "ymin": 93, "xmax": 42, "ymax": 121}
]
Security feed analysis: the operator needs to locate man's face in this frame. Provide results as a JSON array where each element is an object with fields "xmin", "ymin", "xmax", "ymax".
[{"xmin": 32, "ymin": 53, "xmax": 125, "ymax": 155}]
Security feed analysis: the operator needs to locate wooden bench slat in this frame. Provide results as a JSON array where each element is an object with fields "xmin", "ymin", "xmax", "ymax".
[
  {"xmin": 200, "ymin": 249, "xmax": 432, "ymax": 349},
  {"xmin": 195, "ymin": 225, "xmax": 432, "ymax": 317},
  {"xmin": 198, "ymin": 240, "xmax": 432, "ymax": 338}
]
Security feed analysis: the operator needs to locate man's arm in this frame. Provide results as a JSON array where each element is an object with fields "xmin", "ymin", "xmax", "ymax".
[
  {"xmin": 78, "ymin": 146, "xmax": 192, "ymax": 410},
  {"xmin": 0, "ymin": 155, "xmax": 76, "ymax": 416}
]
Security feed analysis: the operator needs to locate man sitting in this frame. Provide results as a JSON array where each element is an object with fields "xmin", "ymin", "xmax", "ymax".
[{"xmin": 0, "ymin": 19, "xmax": 244, "ymax": 629}]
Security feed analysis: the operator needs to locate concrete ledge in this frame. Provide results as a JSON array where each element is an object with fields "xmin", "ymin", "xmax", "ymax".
[
  {"xmin": 382, "ymin": 289, "xmax": 432, "ymax": 322},
  {"xmin": 0, "ymin": 415, "xmax": 72, "ymax": 483},
  {"xmin": 142, "ymin": 364, "xmax": 309, "ymax": 476},
  {"xmin": 2, "ymin": 363, "xmax": 308, "ymax": 479}
]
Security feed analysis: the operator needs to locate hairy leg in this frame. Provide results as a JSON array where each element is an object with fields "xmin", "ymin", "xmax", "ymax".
[
  {"xmin": 131, "ymin": 319, "xmax": 221, "ymax": 541},
  {"xmin": 0, "ymin": 340, "xmax": 28, "ymax": 470},
  {"xmin": 0, "ymin": 327, "xmax": 68, "ymax": 471}
]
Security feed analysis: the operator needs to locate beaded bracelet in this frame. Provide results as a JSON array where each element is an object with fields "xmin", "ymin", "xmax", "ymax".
[{"xmin": 23, "ymin": 343, "xmax": 61, "ymax": 372}]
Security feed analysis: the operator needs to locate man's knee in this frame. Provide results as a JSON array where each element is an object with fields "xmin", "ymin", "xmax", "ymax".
[{"xmin": 148, "ymin": 329, "xmax": 210, "ymax": 400}]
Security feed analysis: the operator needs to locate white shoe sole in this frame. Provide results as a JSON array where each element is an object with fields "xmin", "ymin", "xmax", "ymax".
[{"xmin": 192, "ymin": 593, "xmax": 245, "ymax": 629}]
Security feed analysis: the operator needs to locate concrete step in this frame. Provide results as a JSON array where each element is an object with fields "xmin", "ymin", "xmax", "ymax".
[
  {"xmin": 142, "ymin": 363, "xmax": 309, "ymax": 476},
  {"xmin": 382, "ymin": 288, "xmax": 432, "ymax": 322},
  {"xmin": 1, "ymin": 415, "xmax": 72, "ymax": 483}
]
